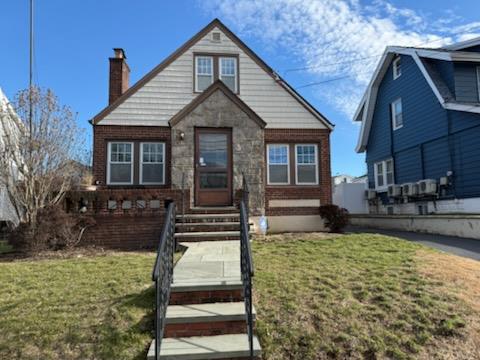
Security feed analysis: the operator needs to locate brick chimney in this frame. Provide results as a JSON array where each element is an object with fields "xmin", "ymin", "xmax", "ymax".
[{"xmin": 109, "ymin": 48, "xmax": 130, "ymax": 104}]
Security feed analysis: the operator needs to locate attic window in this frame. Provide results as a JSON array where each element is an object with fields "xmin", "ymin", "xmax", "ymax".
[
  {"xmin": 211, "ymin": 32, "xmax": 221, "ymax": 42},
  {"xmin": 393, "ymin": 57, "xmax": 401, "ymax": 79}
]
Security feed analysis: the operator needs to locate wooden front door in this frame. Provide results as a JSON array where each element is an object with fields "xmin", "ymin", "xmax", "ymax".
[{"xmin": 194, "ymin": 128, "xmax": 233, "ymax": 206}]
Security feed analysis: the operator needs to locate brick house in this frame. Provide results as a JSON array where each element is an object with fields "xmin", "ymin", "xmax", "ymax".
[{"xmin": 85, "ymin": 19, "xmax": 333, "ymax": 248}]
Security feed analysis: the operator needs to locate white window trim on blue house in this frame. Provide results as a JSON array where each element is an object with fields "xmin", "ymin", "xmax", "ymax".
[
  {"xmin": 374, "ymin": 158, "xmax": 394, "ymax": 191},
  {"xmin": 391, "ymin": 98, "xmax": 403, "ymax": 130},
  {"xmin": 393, "ymin": 57, "xmax": 401, "ymax": 79}
]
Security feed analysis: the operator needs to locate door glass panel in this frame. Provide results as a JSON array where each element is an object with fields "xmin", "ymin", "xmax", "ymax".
[
  {"xmin": 199, "ymin": 133, "xmax": 227, "ymax": 168},
  {"xmin": 200, "ymin": 172, "xmax": 227, "ymax": 189}
]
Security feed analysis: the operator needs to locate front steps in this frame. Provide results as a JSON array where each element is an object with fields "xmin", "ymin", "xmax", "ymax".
[
  {"xmin": 175, "ymin": 208, "xmax": 241, "ymax": 242},
  {"xmin": 147, "ymin": 334, "xmax": 261, "ymax": 360},
  {"xmin": 148, "ymin": 208, "xmax": 261, "ymax": 360}
]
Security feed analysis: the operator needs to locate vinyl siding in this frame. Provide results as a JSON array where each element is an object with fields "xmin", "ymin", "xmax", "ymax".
[
  {"xmin": 100, "ymin": 27, "xmax": 326, "ymax": 129},
  {"xmin": 434, "ymin": 60, "xmax": 455, "ymax": 95},
  {"xmin": 365, "ymin": 53, "xmax": 480, "ymax": 199},
  {"xmin": 454, "ymin": 63, "xmax": 479, "ymax": 103}
]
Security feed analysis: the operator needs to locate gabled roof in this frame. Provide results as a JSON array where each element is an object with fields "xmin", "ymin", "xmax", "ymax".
[
  {"xmin": 442, "ymin": 36, "xmax": 480, "ymax": 51},
  {"xmin": 169, "ymin": 80, "xmax": 266, "ymax": 128},
  {"xmin": 354, "ymin": 46, "xmax": 480, "ymax": 153},
  {"xmin": 92, "ymin": 18, "xmax": 333, "ymax": 130}
]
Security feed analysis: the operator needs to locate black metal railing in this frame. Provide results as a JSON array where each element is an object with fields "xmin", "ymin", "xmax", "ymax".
[
  {"xmin": 181, "ymin": 172, "xmax": 186, "ymax": 225},
  {"xmin": 240, "ymin": 174, "xmax": 255, "ymax": 358},
  {"xmin": 151, "ymin": 201, "xmax": 176, "ymax": 360}
]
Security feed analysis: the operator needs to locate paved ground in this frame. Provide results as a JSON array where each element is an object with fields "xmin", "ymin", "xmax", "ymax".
[
  {"xmin": 174, "ymin": 241, "xmax": 240, "ymax": 284},
  {"xmin": 348, "ymin": 226, "xmax": 480, "ymax": 261}
]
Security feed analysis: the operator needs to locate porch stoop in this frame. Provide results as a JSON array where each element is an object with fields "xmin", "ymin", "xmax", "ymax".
[{"xmin": 148, "ymin": 232, "xmax": 261, "ymax": 359}]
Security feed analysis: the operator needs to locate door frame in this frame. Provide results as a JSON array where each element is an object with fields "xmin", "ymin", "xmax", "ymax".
[{"xmin": 194, "ymin": 127, "xmax": 233, "ymax": 206}]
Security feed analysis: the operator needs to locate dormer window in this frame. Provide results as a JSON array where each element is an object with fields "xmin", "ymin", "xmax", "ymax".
[
  {"xmin": 195, "ymin": 56, "xmax": 213, "ymax": 92},
  {"xmin": 220, "ymin": 57, "xmax": 237, "ymax": 92},
  {"xmin": 194, "ymin": 54, "xmax": 239, "ymax": 93},
  {"xmin": 393, "ymin": 56, "xmax": 401, "ymax": 79}
]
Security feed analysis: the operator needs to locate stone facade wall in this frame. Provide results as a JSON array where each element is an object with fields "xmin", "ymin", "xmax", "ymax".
[{"xmin": 171, "ymin": 89, "xmax": 265, "ymax": 214}]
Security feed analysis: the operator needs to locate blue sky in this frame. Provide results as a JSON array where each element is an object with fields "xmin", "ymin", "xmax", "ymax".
[{"xmin": 1, "ymin": 0, "xmax": 479, "ymax": 176}]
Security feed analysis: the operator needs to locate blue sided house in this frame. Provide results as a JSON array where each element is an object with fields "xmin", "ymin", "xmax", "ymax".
[{"xmin": 355, "ymin": 37, "xmax": 480, "ymax": 215}]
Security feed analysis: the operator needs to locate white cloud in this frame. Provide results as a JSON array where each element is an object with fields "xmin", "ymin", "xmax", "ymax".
[{"xmin": 200, "ymin": 0, "xmax": 480, "ymax": 117}]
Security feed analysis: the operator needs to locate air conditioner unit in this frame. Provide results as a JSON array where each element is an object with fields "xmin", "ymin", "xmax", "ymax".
[
  {"xmin": 418, "ymin": 179, "xmax": 437, "ymax": 195},
  {"xmin": 387, "ymin": 184, "xmax": 402, "ymax": 198},
  {"xmin": 366, "ymin": 189, "xmax": 377, "ymax": 200},
  {"xmin": 402, "ymin": 183, "xmax": 419, "ymax": 197}
]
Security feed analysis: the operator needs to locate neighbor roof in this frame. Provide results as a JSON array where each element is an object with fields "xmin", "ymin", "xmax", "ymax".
[
  {"xmin": 92, "ymin": 18, "xmax": 333, "ymax": 130},
  {"xmin": 354, "ymin": 45, "xmax": 480, "ymax": 153}
]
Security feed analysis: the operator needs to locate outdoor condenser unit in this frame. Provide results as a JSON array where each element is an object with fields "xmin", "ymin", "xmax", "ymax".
[
  {"xmin": 418, "ymin": 179, "xmax": 437, "ymax": 195},
  {"xmin": 402, "ymin": 183, "xmax": 419, "ymax": 196},
  {"xmin": 366, "ymin": 189, "xmax": 377, "ymax": 200},
  {"xmin": 387, "ymin": 184, "xmax": 402, "ymax": 198}
]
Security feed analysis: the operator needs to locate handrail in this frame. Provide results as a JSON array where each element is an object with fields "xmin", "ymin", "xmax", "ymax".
[
  {"xmin": 151, "ymin": 201, "xmax": 176, "ymax": 360},
  {"xmin": 240, "ymin": 173, "xmax": 254, "ymax": 358},
  {"xmin": 181, "ymin": 172, "xmax": 186, "ymax": 225}
]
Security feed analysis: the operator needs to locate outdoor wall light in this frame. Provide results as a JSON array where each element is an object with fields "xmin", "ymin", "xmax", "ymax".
[{"xmin": 179, "ymin": 131, "xmax": 185, "ymax": 141}]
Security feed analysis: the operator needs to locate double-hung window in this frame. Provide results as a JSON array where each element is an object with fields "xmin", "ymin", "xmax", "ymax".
[
  {"xmin": 391, "ymin": 98, "xmax": 403, "ymax": 130},
  {"xmin": 219, "ymin": 57, "xmax": 237, "ymax": 92},
  {"xmin": 374, "ymin": 159, "xmax": 394, "ymax": 190},
  {"xmin": 295, "ymin": 144, "xmax": 318, "ymax": 185},
  {"xmin": 195, "ymin": 56, "xmax": 213, "ymax": 92},
  {"xmin": 140, "ymin": 142, "xmax": 165, "ymax": 184},
  {"xmin": 393, "ymin": 56, "xmax": 401, "ymax": 79},
  {"xmin": 267, "ymin": 144, "xmax": 289, "ymax": 185},
  {"xmin": 108, "ymin": 142, "xmax": 133, "ymax": 185}
]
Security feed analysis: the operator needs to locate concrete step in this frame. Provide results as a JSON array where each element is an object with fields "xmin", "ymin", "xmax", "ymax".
[
  {"xmin": 175, "ymin": 231, "xmax": 240, "ymax": 242},
  {"xmin": 164, "ymin": 302, "xmax": 256, "ymax": 338},
  {"xmin": 189, "ymin": 206, "xmax": 239, "ymax": 214},
  {"xmin": 166, "ymin": 302, "xmax": 255, "ymax": 324},
  {"xmin": 176, "ymin": 222, "xmax": 240, "ymax": 233},
  {"xmin": 147, "ymin": 334, "xmax": 261, "ymax": 360},
  {"xmin": 176, "ymin": 214, "xmax": 240, "ymax": 223}
]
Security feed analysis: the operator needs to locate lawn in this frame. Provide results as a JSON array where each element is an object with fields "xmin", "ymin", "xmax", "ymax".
[
  {"xmin": 252, "ymin": 233, "xmax": 479, "ymax": 359},
  {"xmin": 0, "ymin": 234, "xmax": 478, "ymax": 360}
]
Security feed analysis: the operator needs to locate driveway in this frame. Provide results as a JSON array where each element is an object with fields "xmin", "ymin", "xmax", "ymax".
[{"xmin": 347, "ymin": 226, "xmax": 480, "ymax": 261}]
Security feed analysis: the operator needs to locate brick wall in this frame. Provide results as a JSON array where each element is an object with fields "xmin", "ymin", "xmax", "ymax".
[
  {"xmin": 93, "ymin": 125, "xmax": 171, "ymax": 188},
  {"xmin": 73, "ymin": 188, "xmax": 188, "ymax": 249},
  {"xmin": 264, "ymin": 129, "xmax": 332, "ymax": 216}
]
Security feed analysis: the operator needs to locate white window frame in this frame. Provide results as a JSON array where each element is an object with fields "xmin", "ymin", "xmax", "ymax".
[
  {"xmin": 374, "ymin": 158, "xmax": 394, "ymax": 191},
  {"xmin": 140, "ymin": 142, "xmax": 166, "ymax": 185},
  {"xmin": 393, "ymin": 56, "xmax": 401, "ymax": 80},
  {"xmin": 267, "ymin": 144, "xmax": 290, "ymax": 185},
  {"xmin": 295, "ymin": 144, "xmax": 319, "ymax": 185},
  {"xmin": 195, "ymin": 56, "xmax": 213, "ymax": 92},
  {"xmin": 391, "ymin": 98, "xmax": 403, "ymax": 130},
  {"xmin": 477, "ymin": 66, "xmax": 480, "ymax": 102},
  {"xmin": 107, "ymin": 142, "xmax": 134, "ymax": 185},
  {"xmin": 219, "ymin": 57, "xmax": 237, "ymax": 93}
]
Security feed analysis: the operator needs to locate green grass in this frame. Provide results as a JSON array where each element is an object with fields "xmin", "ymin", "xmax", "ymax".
[
  {"xmin": 0, "ymin": 235, "xmax": 469, "ymax": 360},
  {"xmin": 0, "ymin": 252, "xmax": 157, "ymax": 360},
  {"xmin": 252, "ymin": 234, "xmax": 467, "ymax": 360}
]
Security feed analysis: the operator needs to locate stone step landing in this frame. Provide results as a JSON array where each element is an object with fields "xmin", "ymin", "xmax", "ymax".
[{"xmin": 147, "ymin": 334, "xmax": 261, "ymax": 360}]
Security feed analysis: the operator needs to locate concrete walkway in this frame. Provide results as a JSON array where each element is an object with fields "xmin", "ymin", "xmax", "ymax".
[
  {"xmin": 348, "ymin": 226, "xmax": 480, "ymax": 261},
  {"xmin": 173, "ymin": 241, "xmax": 241, "ymax": 287}
]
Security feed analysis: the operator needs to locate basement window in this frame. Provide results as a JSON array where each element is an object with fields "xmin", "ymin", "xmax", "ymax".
[
  {"xmin": 195, "ymin": 56, "xmax": 213, "ymax": 92},
  {"xmin": 107, "ymin": 142, "xmax": 133, "ymax": 185}
]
